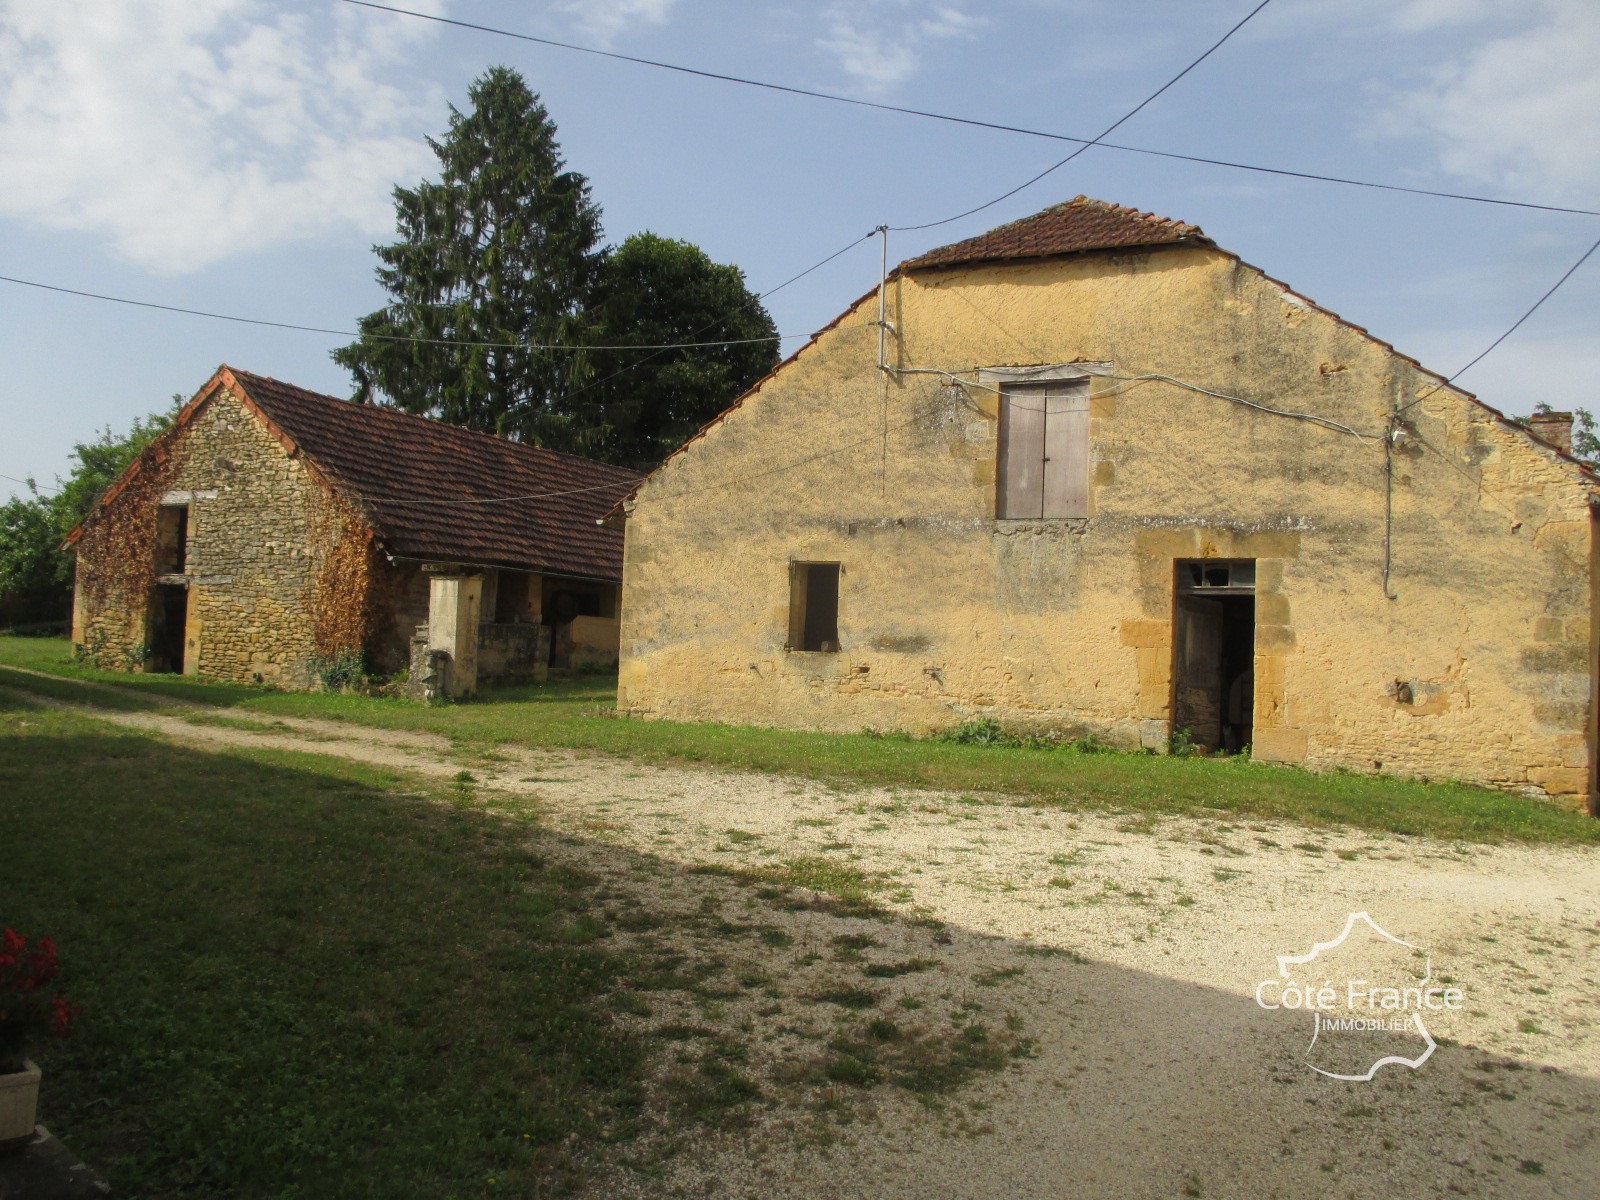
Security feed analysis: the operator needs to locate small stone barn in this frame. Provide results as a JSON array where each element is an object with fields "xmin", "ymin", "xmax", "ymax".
[
  {"xmin": 67, "ymin": 366, "xmax": 639, "ymax": 696},
  {"xmin": 615, "ymin": 196, "xmax": 1600, "ymax": 812}
]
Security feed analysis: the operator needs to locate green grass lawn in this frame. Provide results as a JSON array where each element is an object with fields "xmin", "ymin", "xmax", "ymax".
[
  {"xmin": 0, "ymin": 691, "xmax": 650, "ymax": 1197},
  {"xmin": 3, "ymin": 634, "xmax": 1596, "ymax": 845}
]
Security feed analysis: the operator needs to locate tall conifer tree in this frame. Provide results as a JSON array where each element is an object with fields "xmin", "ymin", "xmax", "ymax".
[{"xmin": 334, "ymin": 67, "xmax": 605, "ymax": 451}]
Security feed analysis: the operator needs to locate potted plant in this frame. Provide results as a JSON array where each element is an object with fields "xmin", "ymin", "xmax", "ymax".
[{"xmin": 0, "ymin": 928, "xmax": 77, "ymax": 1150}]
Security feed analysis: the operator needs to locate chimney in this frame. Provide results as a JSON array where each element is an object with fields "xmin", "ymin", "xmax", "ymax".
[{"xmin": 1527, "ymin": 411, "xmax": 1574, "ymax": 454}]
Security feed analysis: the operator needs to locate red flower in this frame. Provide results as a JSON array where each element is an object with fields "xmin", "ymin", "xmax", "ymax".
[
  {"xmin": 0, "ymin": 928, "xmax": 78, "ymax": 1065},
  {"xmin": 49, "ymin": 997, "xmax": 77, "ymax": 1039}
]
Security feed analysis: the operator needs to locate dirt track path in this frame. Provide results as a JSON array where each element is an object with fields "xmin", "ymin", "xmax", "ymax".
[{"xmin": 10, "ymin": 673, "xmax": 1599, "ymax": 1199}]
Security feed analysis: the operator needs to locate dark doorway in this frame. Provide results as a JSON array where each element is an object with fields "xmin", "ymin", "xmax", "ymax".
[
  {"xmin": 148, "ymin": 584, "xmax": 188, "ymax": 674},
  {"xmin": 1172, "ymin": 561, "xmax": 1255, "ymax": 754}
]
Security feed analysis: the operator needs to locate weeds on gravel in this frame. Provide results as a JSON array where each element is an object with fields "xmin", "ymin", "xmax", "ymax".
[{"xmin": 799, "ymin": 1014, "xmax": 1032, "ymax": 1098}]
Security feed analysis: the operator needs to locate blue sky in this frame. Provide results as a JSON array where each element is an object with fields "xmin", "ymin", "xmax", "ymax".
[{"xmin": 3, "ymin": 0, "xmax": 1597, "ymax": 500}]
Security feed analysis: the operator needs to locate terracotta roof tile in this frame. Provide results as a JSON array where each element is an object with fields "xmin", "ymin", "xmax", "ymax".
[
  {"xmin": 902, "ymin": 195, "xmax": 1208, "ymax": 271},
  {"xmin": 227, "ymin": 369, "xmax": 639, "ymax": 581}
]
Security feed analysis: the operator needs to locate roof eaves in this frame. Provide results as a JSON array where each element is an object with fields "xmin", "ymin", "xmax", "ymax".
[{"xmin": 899, "ymin": 233, "xmax": 1213, "ymax": 276}]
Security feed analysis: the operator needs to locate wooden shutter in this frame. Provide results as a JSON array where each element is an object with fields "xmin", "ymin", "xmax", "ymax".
[
  {"xmin": 998, "ymin": 387, "xmax": 1046, "ymax": 518},
  {"xmin": 998, "ymin": 380, "xmax": 1089, "ymax": 519},
  {"xmin": 1042, "ymin": 384, "xmax": 1089, "ymax": 518}
]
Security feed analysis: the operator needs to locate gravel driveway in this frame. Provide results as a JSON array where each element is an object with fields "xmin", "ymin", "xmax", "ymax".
[{"xmin": 18, "ymin": 679, "xmax": 1598, "ymax": 1199}]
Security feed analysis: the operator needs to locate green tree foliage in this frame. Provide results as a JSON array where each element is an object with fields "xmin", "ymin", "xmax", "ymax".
[
  {"xmin": 0, "ymin": 499, "xmax": 59, "ymax": 627},
  {"xmin": 333, "ymin": 66, "xmax": 606, "ymax": 453},
  {"xmin": 0, "ymin": 406, "xmax": 175, "ymax": 628},
  {"xmin": 587, "ymin": 232, "xmax": 778, "ymax": 468},
  {"xmin": 1575, "ymin": 412, "xmax": 1600, "ymax": 467},
  {"xmin": 335, "ymin": 67, "xmax": 778, "ymax": 467}
]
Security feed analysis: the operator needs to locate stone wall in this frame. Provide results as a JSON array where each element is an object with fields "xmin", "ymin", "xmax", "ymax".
[
  {"xmin": 479, "ymin": 622, "xmax": 551, "ymax": 682},
  {"xmin": 559, "ymin": 615, "xmax": 621, "ymax": 671},
  {"xmin": 73, "ymin": 388, "xmax": 370, "ymax": 688},
  {"xmin": 371, "ymin": 563, "xmax": 430, "ymax": 676},
  {"xmin": 619, "ymin": 246, "xmax": 1599, "ymax": 808}
]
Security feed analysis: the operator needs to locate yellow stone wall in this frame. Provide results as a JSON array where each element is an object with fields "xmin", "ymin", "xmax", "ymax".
[{"xmin": 618, "ymin": 245, "xmax": 1598, "ymax": 806}]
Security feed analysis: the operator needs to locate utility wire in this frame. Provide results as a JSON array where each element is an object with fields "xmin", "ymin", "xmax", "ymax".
[
  {"xmin": 1, "ymin": 472, "xmax": 54, "ymax": 495},
  {"xmin": 363, "ymin": 231, "xmax": 877, "ymax": 507},
  {"xmin": 339, "ymin": 0, "xmax": 1600, "ymax": 220},
  {"xmin": 890, "ymin": 0, "xmax": 1276, "ymax": 233},
  {"xmin": 512, "ymin": 230, "xmax": 878, "ymax": 409},
  {"xmin": 759, "ymin": 230, "xmax": 879, "ymax": 300},
  {"xmin": 0, "ymin": 227, "xmax": 875, "ymax": 355},
  {"xmin": 1444, "ymin": 234, "xmax": 1600, "ymax": 385},
  {"xmin": 1398, "ymin": 232, "xmax": 1600, "ymax": 414},
  {"xmin": 0, "ymin": 273, "xmax": 801, "ymax": 351}
]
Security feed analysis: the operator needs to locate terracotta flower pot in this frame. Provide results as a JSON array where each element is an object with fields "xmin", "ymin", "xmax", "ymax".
[{"xmin": 0, "ymin": 1060, "xmax": 41, "ymax": 1149}]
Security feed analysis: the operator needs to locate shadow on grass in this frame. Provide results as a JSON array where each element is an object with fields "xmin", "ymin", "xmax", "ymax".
[
  {"xmin": 2, "ymin": 686, "xmax": 1598, "ymax": 1198},
  {"xmin": 0, "ymin": 689, "xmax": 642, "ymax": 1196}
]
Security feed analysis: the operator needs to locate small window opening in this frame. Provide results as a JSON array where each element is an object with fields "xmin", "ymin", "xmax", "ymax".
[
  {"xmin": 155, "ymin": 505, "xmax": 188, "ymax": 575},
  {"xmin": 789, "ymin": 562, "xmax": 840, "ymax": 652},
  {"xmin": 1181, "ymin": 559, "xmax": 1254, "ymax": 592}
]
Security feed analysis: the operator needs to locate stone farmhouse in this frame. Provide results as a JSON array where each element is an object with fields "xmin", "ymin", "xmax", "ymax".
[
  {"xmin": 67, "ymin": 366, "xmax": 639, "ymax": 697},
  {"xmin": 614, "ymin": 196, "xmax": 1600, "ymax": 813}
]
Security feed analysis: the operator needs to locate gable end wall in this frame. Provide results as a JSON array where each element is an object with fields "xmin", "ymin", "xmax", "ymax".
[
  {"xmin": 72, "ymin": 388, "xmax": 370, "ymax": 687},
  {"xmin": 619, "ymin": 246, "xmax": 1597, "ymax": 807}
]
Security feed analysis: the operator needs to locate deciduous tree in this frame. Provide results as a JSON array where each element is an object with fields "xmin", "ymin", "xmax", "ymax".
[{"xmin": 587, "ymin": 232, "xmax": 778, "ymax": 468}]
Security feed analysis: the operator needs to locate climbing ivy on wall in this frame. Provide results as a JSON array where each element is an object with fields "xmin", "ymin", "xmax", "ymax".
[
  {"xmin": 303, "ymin": 494, "xmax": 395, "ymax": 675},
  {"xmin": 73, "ymin": 448, "xmax": 181, "ymax": 667}
]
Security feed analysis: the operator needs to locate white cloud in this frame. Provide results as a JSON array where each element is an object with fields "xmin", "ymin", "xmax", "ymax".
[
  {"xmin": 557, "ymin": 0, "xmax": 677, "ymax": 48},
  {"xmin": 1376, "ymin": 0, "xmax": 1600, "ymax": 202},
  {"xmin": 0, "ymin": 0, "xmax": 445, "ymax": 273},
  {"xmin": 817, "ymin": 0, "xmax": 985, "ymax": 94}
]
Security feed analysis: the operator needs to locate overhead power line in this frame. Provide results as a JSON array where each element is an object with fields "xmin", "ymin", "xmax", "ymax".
[
  {"xmin": 0, "ymin": 273, "xmax": 811, "ymax": 351},
  {"xmin": 1, "ymin": 472, "xmax": 54, "ymax": 496},
  {"xmin": 890, "ymin": 0, "xmax": 1277, "ymax": 232},
  {"xmin": 341, "ymin": 0, "xmax": 1600, "ymax": 221},
  {"xmin": 1399, "ymin": 232, "xmax": 1600, "ymax": 414},
  {"xmin": 0, "ymin": 225, "xmax": 877, "ymax": 355},
  {"xmin": 1447, "ymin": 234, "xmax": 1600, "ymax": 384},
  {"xmin": 558, "ymin": 230, "xmax": 879, "ymax": 407}
]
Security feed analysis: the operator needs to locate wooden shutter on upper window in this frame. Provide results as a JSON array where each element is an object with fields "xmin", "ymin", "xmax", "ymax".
[
  {"xmin": 997, "ymin": 387, "xmax": 1047, "ymax": 518},
  {"xmin": 998, "ymin": 380, "xmax": 1089, "ymax": 519},
  {"xmin": 1042, "ymin": 384, "xmax": 1089, "ymax": 518}
]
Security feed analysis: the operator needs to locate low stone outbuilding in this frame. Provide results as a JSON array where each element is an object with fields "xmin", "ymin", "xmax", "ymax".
[
  {"xmin": 67, "ymin": 366, "xmax": 639, "ymax": 696},
  {"xmin": 615, "ymin": 196, "xmax": 1600, "ymax": 813}
]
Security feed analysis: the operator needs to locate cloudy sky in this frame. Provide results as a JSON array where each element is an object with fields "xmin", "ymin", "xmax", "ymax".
[{"xmin": 2, "ymin": 0, "xmax": 1597, "ymax": 498}]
